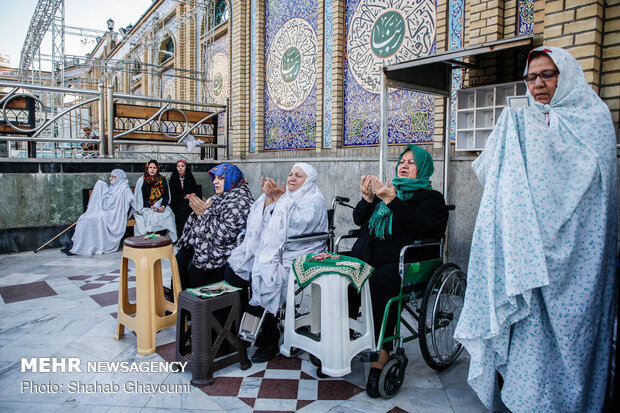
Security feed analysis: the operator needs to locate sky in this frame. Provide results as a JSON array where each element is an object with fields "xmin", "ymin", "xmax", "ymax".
[{"xmin": 0, "ymin": 0, "xmax": 153, "ymax": 69}]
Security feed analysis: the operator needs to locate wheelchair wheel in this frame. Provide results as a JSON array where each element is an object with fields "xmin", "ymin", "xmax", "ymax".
[
  {"xmin": 378, "ymin": 355, "xmax": 407, "ymax": 399},
  {"xmin": 418, "ymin": 263, "xmax": 466, "ymax": 371}
]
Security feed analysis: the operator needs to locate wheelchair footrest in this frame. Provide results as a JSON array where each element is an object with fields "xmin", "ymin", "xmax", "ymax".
[{"xmin": 355, "ymin": 350, "xmax": 379, "ymax": 363}]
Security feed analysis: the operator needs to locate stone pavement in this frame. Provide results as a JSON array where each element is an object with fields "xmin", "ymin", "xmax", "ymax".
[{"xmin": 0, "ymin": 248, "xmax": 486, "ymax": 412}]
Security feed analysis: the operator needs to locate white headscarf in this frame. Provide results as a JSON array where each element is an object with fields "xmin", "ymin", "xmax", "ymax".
[{"xmin": 228, "ymin": 163, "xmax": 328, "ymax": 314}]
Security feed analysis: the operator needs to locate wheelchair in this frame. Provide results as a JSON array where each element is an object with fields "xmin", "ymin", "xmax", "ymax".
[
  {"xmin": 331, "ymin": 199, "xmax": 467, "ymax": 398},
  {"xmin": 243, "ymin": 196, "xmax": 467, "ymax": 399}
]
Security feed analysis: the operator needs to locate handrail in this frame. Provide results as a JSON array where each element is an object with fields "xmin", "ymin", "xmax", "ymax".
[{"xmin": 0, "ymin": 80, "xmax": 228, "ymax": 160}]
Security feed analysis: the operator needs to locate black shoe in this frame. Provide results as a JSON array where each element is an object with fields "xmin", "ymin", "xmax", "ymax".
[
  {"xmin": 366, "ymin": 367, "xmax": 381, "ymax": 398},
  {"xmin": 251, "ymin": 346, "xmax": 278, "ymax": 363},
  {"xmin": 64, "ymin": 249, "xmax": 76, "ymax": 256},
  {"xmin": 61, "ymin": 243, "xmax": 73, "ymax": 253}
]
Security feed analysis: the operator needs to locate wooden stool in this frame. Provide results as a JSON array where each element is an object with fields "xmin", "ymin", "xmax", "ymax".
[
  {"xmin": 176, "ymin": 290, "xmax": 251, "ymax": 386},
  {"xmin": 114, "ymin": 235, "xmax": 181, "ymax": 355}
]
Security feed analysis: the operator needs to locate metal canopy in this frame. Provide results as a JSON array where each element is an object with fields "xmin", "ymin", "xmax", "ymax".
[
  {"xmin": 383, "ymin": 34, "xmax": 535, "ymax": 98},
  {"xmin": 378, "ymin": 34, "xmax": 534, "ymax": 258}
]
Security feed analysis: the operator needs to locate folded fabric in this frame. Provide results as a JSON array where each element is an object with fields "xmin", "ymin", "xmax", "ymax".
[
  {"xmin": 292, "ymin": 253, "xmax": 373, "ymax": 292},
  {"xmin": 186, "ymin": 281, "xmax": 241, "ymax": 299}
]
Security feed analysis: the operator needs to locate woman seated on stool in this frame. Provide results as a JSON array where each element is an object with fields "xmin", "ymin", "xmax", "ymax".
[
  {"xmin": 133, "ymin": 159, "xmax": 178, "ymax": 242},
  {"xmin": 169, "ymin": 159, "xmax": 199, "ymax": 237},
  {"xmin": 225, "ymin": 163, "xmax": 328, "ymax": 363},
  {"xmin": 65, "ymin": 169, "xmax": 134, "ymax": 255},
  {"xmin": 175, "ymin": 163, "xmax": 254, "ymax": 289},
  {"xmin": 351, "ymin": 145, "xmax": 448, "ymax": 398}
]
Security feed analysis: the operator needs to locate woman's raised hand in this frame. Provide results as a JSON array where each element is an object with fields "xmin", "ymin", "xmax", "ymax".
[
  {"xmin": 189, "ymin": 195, "xmax": 208, "ymax": 216},
  {"xmin": 369, "ymin": 176, "xmax": 396, "ymax": 204},
  {"xmin": 361, "ymin": 175, "xmax": 374, "ymax": 203}
]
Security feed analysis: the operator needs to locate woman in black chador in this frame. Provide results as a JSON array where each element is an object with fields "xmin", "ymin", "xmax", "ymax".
[{"xmin": 169, "ymin": 159, "xmax": 199, "ymax": 237}]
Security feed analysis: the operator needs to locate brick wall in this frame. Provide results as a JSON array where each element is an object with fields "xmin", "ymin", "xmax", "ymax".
[
  {"xmin": 602, "ymin": 0, "xmax": 620, "ymax": 128},
  {"xmin": 231, "ymin": 0, "xmax": 250, "ymax": 158}
]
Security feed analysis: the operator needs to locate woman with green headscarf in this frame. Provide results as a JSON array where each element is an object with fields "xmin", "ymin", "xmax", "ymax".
[{"xmin": 350, "ymin": 144, "xmax": 448, "ymax": 398}]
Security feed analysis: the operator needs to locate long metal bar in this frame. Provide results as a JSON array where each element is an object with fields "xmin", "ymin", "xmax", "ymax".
[
  {"xmin": 225, "ymin": 97, "xmax": 230, "ymax": 160},
  {"xmin": 0, "ymin": 81, "xmax": 100, "ymax": 96},
  {"xmin": 98, "ymin": 83, "xmax": 106, "ymax": 157},
  {"xmin": 113, "ymin": 140, "xmax": 226, "ymax": 147},
  {"xmin": 379, "ymin": 68, "xmax": 389, "ymax": 182},
  {"xmin": 107, "ymin": 85, "xmax": 114, "ymax": 157},
  {"xmin": 112, "ymin": 92, "xmax": 226, "ymax": 109},
  {"xmin": 0, "ymin": 136, "xmax": 104, "ymax": 143}
]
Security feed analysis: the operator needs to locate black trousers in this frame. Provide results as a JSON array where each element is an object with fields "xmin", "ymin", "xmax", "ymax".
[
  {"xmin": 224, "ymin": 264, "xmax": 280, "ymax": 348},
  {"xmin": 349, "ymin": 262, "xmax": 401, "ymax": 351},
  {"xmin": 175, "ymin": 247, "xmax": 225, "ymax": 290}
]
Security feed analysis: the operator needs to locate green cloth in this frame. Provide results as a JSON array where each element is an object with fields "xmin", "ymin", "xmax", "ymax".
[
  {"xmin": 368, "ymin": 144, "xmax": 434, "ymax": 240},
  {"xmin": 292, "ymin": 253, "xmax": 374, "ymax": 292}
]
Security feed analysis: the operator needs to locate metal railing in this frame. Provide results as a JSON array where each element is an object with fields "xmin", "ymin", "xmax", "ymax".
[{"xmin": 0, "ymin": 80, "xmax": 229, "ymax": 160}]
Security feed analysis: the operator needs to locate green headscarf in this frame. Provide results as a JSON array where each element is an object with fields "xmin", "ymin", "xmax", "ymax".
[{"xmin": 368, "ymin": 144, "xmax": 434, "ymax": 240}]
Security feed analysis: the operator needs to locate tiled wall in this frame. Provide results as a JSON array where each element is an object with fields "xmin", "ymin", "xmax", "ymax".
[
  {"xmin": 343, "ymin": 0, "xmax": 437, "ymax": 146},
  {"xmin": 264, "ymin": 0, "xmax": 319, "ymax": 150}
]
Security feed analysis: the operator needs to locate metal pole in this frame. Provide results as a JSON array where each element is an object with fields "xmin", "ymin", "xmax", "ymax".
[
  {"xmin": 443, "ymin": 94, "xmax": 452, "ymax": 260},
  {"xmin": 379, "ymin": 69, "xmax": 389, "ymax": 182},
  {"xmin": 443, "ymin": 96, "xmax": 451, "ymax": 202},
  {"xmin": 225, "ymin": 97, "xmax": 230, "ymax": 160},
  {"xmin": 98, "ymin": 83, "xmax": 106, "ymax": 157},
  {"xmin": 107, "ymin": 84, "xmax": 114, "ymax": 157}
]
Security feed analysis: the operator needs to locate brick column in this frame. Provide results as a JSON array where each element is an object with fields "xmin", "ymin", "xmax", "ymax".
[
  {"xmin": 330, "ymin": 0, "xmax": 346, "ymax": 147},
  {"xmin": 543, "ymin": 1, "xmax": 604, "ymax": 90},
  {"xmin": 602, "ymin": 1, "xmax": 620, "ymax": 128},
  {"xmin": 231, "ymin": 0, "xmax": 250, "ymax": 158}
]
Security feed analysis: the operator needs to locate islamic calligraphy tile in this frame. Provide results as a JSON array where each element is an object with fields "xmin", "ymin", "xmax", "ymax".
[
  {"xmin": 344, "ymin": 0, "xmax": 436, "ymax": 146},
  {"xmin": 264, "ymin": 0, "xmax": 318, "ymax": 150}
]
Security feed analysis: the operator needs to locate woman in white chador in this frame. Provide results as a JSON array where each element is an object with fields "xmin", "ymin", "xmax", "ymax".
[
  {"xmin": 67, "ymin": 169, "xmax": 134, "ymax": 255},
  {"xmin": 225, "ymin": 163, "xmax": 328, "ymax": 363},
  {"xmin": 133, "ymin": 159, "xmax": 177, "ymax": 242}
]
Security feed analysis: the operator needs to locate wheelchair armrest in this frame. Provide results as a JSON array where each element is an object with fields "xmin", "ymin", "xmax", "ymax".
[
  {"xmin": 278, "ymin": 232, "xmax": 329, "ymax": 264},
  {"xmin": 334, "ymin": 228, "xmax": 361, "ymax": 253},
  {"xmin": 398, "ymin": 239, "xmax": 443, "ymax": 279}
]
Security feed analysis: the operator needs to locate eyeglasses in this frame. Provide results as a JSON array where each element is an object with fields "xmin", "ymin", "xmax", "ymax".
[{"xmin": 523, "ymin": 70, "xmax": 559, "ymax": 83}]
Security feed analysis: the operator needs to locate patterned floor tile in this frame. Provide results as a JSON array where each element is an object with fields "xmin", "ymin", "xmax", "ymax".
[{"xmin": 0, "ymin": 280, "xmax": 57, "ymax": 303}]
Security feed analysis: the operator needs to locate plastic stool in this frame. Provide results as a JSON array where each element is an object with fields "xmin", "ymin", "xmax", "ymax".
[
  {"xmin": 175, "ymin": 290, "xmax": 251, "ymax": 386},
  {"xmin": 114, "ymin": 235, "xmax": 181, "ymax": 355},
  {"xmin": 280, "ymin": 269, "xmax": 375, "ymax": 376}
]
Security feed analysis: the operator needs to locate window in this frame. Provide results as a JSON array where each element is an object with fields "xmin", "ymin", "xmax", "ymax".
[{"xmin": 159, "ymin": 36, "xmax": 174, "ymax": 64}]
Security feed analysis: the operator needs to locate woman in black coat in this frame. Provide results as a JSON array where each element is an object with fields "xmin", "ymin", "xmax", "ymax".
[
  {"xmin": 351, "ymin": 144, "xmax": 448, "ymax": 398},
  {"xmin": 169, "ymin": 160, "xmax": 199, "ymax": 236}
]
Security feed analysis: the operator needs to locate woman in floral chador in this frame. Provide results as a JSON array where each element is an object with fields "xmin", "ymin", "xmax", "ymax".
[
  {"xmin": 454, "ymin": 46, "xmax": 617, "ymax": 412},
  {"xmin": 175, "ymin": 163, "xmax": 253, "ymax": 289}
]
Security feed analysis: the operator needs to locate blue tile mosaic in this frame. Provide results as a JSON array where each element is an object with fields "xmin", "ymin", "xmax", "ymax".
[
  {"xmin": 250, "ymin": 0, "xmax": 257, "ymax": 152},
  {"xmin": 343, "ymin": 0, "xmax": 437, "ymax": 146},
  {"xmin": 323, "ymin": 0, "xmax": 333, "ymax": 148},
  {"xmin": 204, "ymin": 34, "xmax": 229, "ymax": 140},
  {"xmin": 518, "ymin": 0, "xmax": 535, "ymax": 34},
  {"xmin": 449, "ymin": 0, "xmax": 465, "ymax": 142},
  {"xmin": 264, "ymin": 0, "xmax": 318, "ymax": 151}
]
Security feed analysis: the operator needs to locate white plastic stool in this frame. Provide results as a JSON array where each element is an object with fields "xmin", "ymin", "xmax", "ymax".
[{"xmin": 280, "ymin": 268, "xmax": 375, "ymax": 377}]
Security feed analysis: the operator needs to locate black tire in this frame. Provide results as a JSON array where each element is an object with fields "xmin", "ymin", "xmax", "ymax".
[
  {"xmin": 378, "ymin": 356, "xmax": 406, "ymax": 399},
  {"xmin": 418, "ymin": 263, "xmax": 467, "ymax": 371},
  {"xmin": 309, "ymin": 353, "xmax": 321, "ymax": 367}
]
